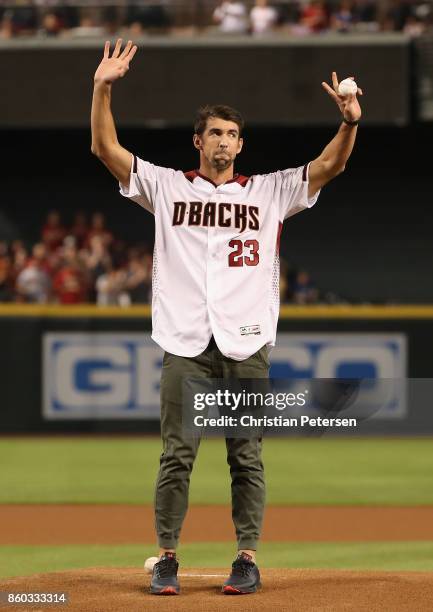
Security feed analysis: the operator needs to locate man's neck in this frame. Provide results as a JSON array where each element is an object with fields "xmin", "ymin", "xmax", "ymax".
[{"xmin": 198, "ymin": 163, "xmax": 235, "ymax": 186}]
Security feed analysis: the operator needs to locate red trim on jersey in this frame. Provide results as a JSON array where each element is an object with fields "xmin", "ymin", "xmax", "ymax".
[
  {"xmin": 184, "ymin": 170, "xmax": 197, "ymax": 182},
  {"xmin": 133, "ymin": 155, "xmax": 137, "ymax": 173},
  {"xmin": 276, "ymin": 221, "xmax": 283, "ymax": 253},
  {"xmin": 236, "ymin": 175, "xmax": 250, "ymax": 187},
  {"xmin": 302, "ymin": 163, "xmax": 308, "ymax": 182},
  {"xmin": 184, "ymin": 170, "xmax": 250, "ymax": 187}
]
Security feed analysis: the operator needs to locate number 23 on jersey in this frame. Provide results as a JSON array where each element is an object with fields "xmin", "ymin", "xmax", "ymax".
[{"xmin": 228, "ymin": 239, "xmax": 260, "ymax": 267}]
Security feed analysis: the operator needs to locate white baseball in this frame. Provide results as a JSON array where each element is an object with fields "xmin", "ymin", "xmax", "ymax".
[
  {"xmin": 144, "ymin": 556, "xmax": 159, "ymax": 574},
  {"xmin": 338, "ymin": 78, "xmax": 358, "ymax": 96}
]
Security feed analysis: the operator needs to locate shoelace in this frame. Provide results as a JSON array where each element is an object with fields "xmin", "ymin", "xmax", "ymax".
[
  {"xmin": 155, "ymin": 556, "xmax": 178, "ymax": 578},
  {"xmin": 231, "ymin": 557, "xmax": 255, "ymax": 578}
]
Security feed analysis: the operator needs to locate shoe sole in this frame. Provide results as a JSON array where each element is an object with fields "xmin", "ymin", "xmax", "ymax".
[
  {"xmin": 222, "ymin": 584, "xmax": 260, "ymax": 595},
  {"xmin": 150, "ymin": 586, "xmax": 179, "ymax": 595}
]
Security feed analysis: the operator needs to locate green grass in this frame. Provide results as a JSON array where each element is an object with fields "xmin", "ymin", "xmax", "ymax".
[
  {"xmin": 0, "ymin": 438, "xmax": 433, "ymax": 505},
  {"xmin": 1, "ymin": 542, "xmax": 433, "ymax": 579}
]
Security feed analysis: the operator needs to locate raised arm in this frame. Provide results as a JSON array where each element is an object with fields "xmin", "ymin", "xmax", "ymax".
[
  {"xmin": 308, "ymin": 72, "xmax": 363, "ymax": 198},
  {"xmin": 91, "ymin": 39, "xmax": 138, "ymax": 187}
]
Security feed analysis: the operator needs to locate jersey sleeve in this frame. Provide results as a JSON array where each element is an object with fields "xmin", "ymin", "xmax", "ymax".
[
  {"xmin": 271, "ymin": 162, "xmax": 320, "ymax": 221},
  {"xmin": 119, "ymin": 155, "xmax": 172, "ymax": 215}
]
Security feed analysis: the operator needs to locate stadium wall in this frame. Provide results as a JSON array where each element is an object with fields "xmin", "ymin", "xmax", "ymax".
[
  {"xmin": 0, "ymin": 305, "xmax": 432, "ymax": 433},
  {"xmin": 0, "ymin": 36, "xmax": 410, "ymax": 128}
]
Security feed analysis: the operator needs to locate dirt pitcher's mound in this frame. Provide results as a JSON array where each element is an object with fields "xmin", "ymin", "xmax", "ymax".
[{"xmin": 2, "ymin": 568, "xmax": 433, "ymax": 611}]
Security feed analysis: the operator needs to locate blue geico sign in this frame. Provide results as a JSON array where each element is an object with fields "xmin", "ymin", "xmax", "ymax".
[
  {"xmin": 271, "ymin": 333, "xmax": 407, "ymax": 417},
  {"xmin": 43, "ymin": 332, "xmax": 407, "ymax": 420},
  {"xmin": 43, "ymin": 333, "xmax": 164, "ymax": 419}
]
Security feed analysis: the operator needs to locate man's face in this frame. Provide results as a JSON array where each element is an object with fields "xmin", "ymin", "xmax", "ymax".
[{"xmin": 193, "ymin": 117, "xmax": 243, "ymax": 171}]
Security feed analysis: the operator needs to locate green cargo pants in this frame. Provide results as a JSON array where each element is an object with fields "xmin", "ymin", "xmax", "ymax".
[{"xmin": 155, "ymin": 336, "xmax": 270, "ymax": 551}]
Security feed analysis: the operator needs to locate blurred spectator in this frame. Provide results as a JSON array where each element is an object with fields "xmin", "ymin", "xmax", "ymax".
[
  {"xmin": 51, "ymin": 5, "xmax": 80, "ymax": 31},
  {"xmin": 10, "ymin": 239, "xmax": 26, "ymax": 258},
  {"xmin": 39, "ymin": 11, "xmax": 62, "ymax": 37},
  {"xmin": 0, "ymin": 4, "xmax": 37, "ymax": 38},
  {"xmin": 84, "ymin": 234, "xmax": 111, "ymax": 275},
  {"xmin": 71, "ymin": 14, "xmax": 103, "ymax": 38},
  {"xmin": 41, "ymin": 210, "xmax": 66, "ymax": 253},
  {"xmin": 331, "ymin": 0, "xmax": 355, "ymax": 33},
  {"xmin": 300, "ymin": 0, "xmax": 329, "ymax": 33},
  {"xmin": 70, "ymin": 211, "xmax": 89, "ymax": 249},
  {"xmin": 126, "ymin": 2, "xmax": 171, "ymax": 36},
  {"xmin": 16, "ymin": 258, "xmax": 51, "ymax": 303},
  {"xmin": 81, "ymin": 234, "xmax": 112, "ymax": 301},
  {"xmin": 250, "ymin": 0, "xmax": 278, "ymax": 35},
  {"xmin": 276, "ymin": 1, "xmax": 301, "ymax": 27},
  {"xmin": 10, "ymin": 242, "xmax": 29, "ymax": 289},
  {"xmin": 403, "ymin": 13, "xmax": 426, "ymax": 36},
  {"xmin": 111, "ymin": 239, "xmax": 128, "ymax": 269},
  {"xmin": 52, "ymin": 243, "xmax": 89, "ymax": 304},
  {"xmin": 124, "ymin": 250, "xmax": 152, "ymax": 303},
  {"xmin": 101, "ymin": 5, "xmax": 120, "ymax": 36},
  {"xmin": 354, "ymin": 0, "xmax": 379, "ymax": 32},
  {"xmin": 213, "ymin": 0, "xmax": 248, "ymax": 34},
  {"xmin": 85, "ymin": 212, "xmax": 113, "ymax": 249},
  {"xmin": 96, "ymin": 268, "xmax": 129, "ymax": 306},
  {"xmin": 292, "ymin": 269, "xmax": 319, "ymax": 304},
  {"xmin": 383, "ymin": 0, "xmax": 412, "ymax": 31},
  {"xmin": 31, "ymin": 242, "xmax": 52, "ymax": 275}
]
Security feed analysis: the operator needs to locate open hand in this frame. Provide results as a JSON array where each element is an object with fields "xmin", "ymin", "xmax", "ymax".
[
  {"xmin": 94, "ymin": 39, "xmax": 138, "ymax": 85},
  {"xmin": 322, "ymin": 72, "xmax": 363, "ymax": 123}
]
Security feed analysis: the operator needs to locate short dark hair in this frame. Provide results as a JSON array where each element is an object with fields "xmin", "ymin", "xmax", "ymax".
[{"xmin": 194, "ymin": 104, "xmax": 244, "ymax": 136}]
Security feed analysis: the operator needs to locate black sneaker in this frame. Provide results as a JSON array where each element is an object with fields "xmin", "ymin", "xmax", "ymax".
[
  {"xmin": 150, "ymin": 552, "xmax": 180, "ymax": 595},
  {"xmin": 222, "ymin": 552, "xmax": 261, "ymax": 594}
]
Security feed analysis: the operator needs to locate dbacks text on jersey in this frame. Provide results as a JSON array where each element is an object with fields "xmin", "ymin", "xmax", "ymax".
[{"xmin": 172, "ymin": 201, "xmax": 259, "ymax": 233}]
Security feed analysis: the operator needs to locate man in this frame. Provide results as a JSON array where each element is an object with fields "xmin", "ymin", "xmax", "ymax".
[
  {"xmin": 213, "ymin": 0, "xmax": 248, "ymax": 34},
  {"xmin": 250, "ymin": 0, "xmax": 278, "ymax": 36},
  {"xmin": 91, "ymin": 39, "xmax": 362, "ymax": 596}
]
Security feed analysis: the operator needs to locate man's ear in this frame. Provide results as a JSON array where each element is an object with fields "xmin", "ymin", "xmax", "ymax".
[
  {"xmin": 237, "ymin": 137, "xmax": 244, "ymax": 154},
  {"xmin": 193, "ymin": 134, "xmax": 202, "ymax": 151}
]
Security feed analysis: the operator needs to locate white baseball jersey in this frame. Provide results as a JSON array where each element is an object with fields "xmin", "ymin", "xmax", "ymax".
[{"xmin": 120, "ymin": 156, "xmax": 320, "ymax": 360}]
